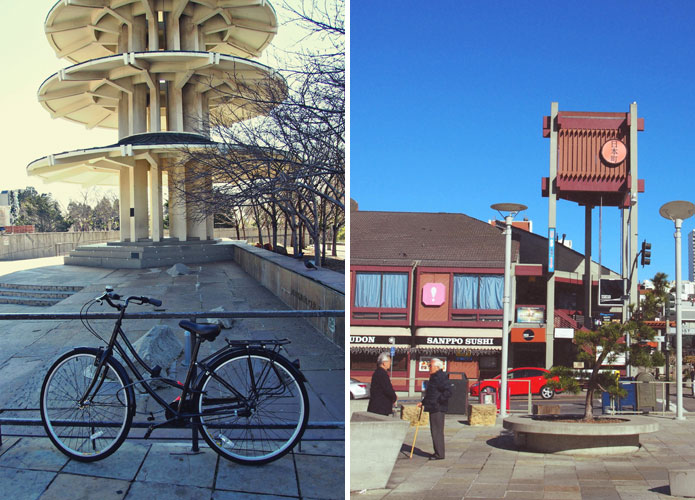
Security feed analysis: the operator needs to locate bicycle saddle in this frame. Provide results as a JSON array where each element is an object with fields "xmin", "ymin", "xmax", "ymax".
[{"xmin": 179, "ymin": 320, "xmax": 221, "ymax": 342}]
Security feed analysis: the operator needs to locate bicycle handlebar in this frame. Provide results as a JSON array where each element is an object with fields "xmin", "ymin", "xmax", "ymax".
[{"xmin": 95, "ymin": 289, "xmax": 162, "ymax": 309}]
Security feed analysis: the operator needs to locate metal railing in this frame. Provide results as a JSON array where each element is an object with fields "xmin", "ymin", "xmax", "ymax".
[
  {"xmin": 601, "ymin": 379, "xmax": 695, "ymax": 416},
  {"xmin": 0, "ymin": 308, "xmax": 345, "ymax": 449}
]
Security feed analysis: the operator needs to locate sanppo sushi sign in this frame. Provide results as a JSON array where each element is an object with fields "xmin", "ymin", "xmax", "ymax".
[{"xmin": 417, "ymin": 337, "xmax": 501, "ymax": 346}]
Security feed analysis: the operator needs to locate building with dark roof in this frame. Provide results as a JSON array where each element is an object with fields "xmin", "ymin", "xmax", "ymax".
[{"xmin": 350, "ymin": 208, "xmax": 621, "ymax": 397}]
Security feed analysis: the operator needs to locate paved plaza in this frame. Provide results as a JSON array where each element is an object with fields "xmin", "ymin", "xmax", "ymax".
[
  {"xmin": 0, "ymin": 257, "xmax": 344, "ymax": 499},
  {"xmin": 352, "ymin": 406, "xmax": 695, "ymax": 500}
]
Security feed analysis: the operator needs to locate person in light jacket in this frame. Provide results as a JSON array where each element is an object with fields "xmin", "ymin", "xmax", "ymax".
[
  {"xmin": 417, "ymin": 358, "xmax": 451, "ymax": 460},
  {"xmin": 367, "ymin": 352, "xmax": 397, "ymax": 416}
]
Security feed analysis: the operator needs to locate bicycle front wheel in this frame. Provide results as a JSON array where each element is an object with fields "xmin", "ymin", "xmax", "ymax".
[
  {"xmin": 196, "ymin": 349, "xmax": 309, "ymax": 465},
  {"xmin": 40, "ymin": 347, "xmax": 134, "ymax": 462}
]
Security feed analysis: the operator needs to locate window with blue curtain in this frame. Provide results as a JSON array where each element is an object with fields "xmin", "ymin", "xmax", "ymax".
[
  {"xmin": 354, "ymin": 272, "xmax": 408, "ymax": 308},
  {"xmin": 453, "ymin": 274, "xmax": 503, "ymax": 309},
  {"xmin": 382, "ymin": 273, "xmax": 408, "ymax": 308},
  {"xmin": 355, "ymin": 273, "xmax": 381, "ymax": 307}
]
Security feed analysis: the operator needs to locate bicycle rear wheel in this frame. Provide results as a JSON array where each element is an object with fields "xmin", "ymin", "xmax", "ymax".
[
  {"xmin": 40, "ymin": 347, "xmax": 134, "ymax": 462},
  {"xmin": 196, "ymin": 349, "xmax": 309, "ymax": 465}
]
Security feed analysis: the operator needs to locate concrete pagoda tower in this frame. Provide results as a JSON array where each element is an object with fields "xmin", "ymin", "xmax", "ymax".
[{"xmin": 28, "ymin": 0, "xmax": 282, "ymax": 264}]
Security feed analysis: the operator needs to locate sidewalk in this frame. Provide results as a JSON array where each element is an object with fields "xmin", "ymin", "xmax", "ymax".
[
  {"xmin": 353, "ymin": 413, "xmax": 695, "ymax": 499},
  {"xmin": 0, "ymin": 259, "xmax": 344, "ymax": 499}
]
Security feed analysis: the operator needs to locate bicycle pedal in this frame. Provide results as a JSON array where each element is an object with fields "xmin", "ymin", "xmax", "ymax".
[
  {"xmin": 151, "ymin": 365, "xmax": 161, "ymax": 377},
  {"xmin": 147, "ymin": 412, "xmax": 155, "ymax": 422}
]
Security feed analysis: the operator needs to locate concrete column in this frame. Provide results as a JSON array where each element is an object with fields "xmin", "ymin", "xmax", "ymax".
[
  {"xmin": 118, "ymin": 24, "xmax": 128, "ymax": 53},
  {"xmin": 149, "ymin": 83, "xmax": 161, "ymax": 133},
  {"xmin": 118, "ymin": 92, "xmax": 130, "ymax": 140},
  {"xmin": 132, "ymin": 160, "xmax": 149, "ymax": 241},
  {"xmin": 584, "ymin": 205, "xmax": 593, "ymax": 321},
  {"xmin": 118, "ymin": 29, "xmax": 129, "ymax": 140},
  {"xmin": 149, "ymin": 161, "xmax": 163, "ymax": 242},
  {"xmin": 166, "ymin": 12, "xmax": 181, "ymax": 50},
  {"xmin": 183, "ymin": 83, "xmax": 202, "ymax": 133},
  {"xmin": 167, "ymin": 83, "xmax": 184, "ymax": 132},
  {"xmin": 201, "ymin": 91, "xmax": 210, "ymax": 138},
  {"xmin": 147, "ymin": 13, "xmax": 159, "ymax": 51},
  {"xmin": 181, "ymin": 16, "xmax": 199, "ymax": 51},
  {"xmin": 168, "ymin": 164, "xmax": 187, "ymax": 241},
  {"xmin": 119, "ymin": 169, "xmax": 132, "ymax": 242},
  {"xmin": 545, "ymin": 102, "xmax": 558, "ymax": 369},
  {"xmin": 206, "ymin": 213, "xmax": 214, "ymax": 240},
  {"xmin": 186, "ymin": 168, "xmax": 207, "ymax": 240},
  {"xmin": 131, "ymin": 16, "xmax": 147, "ymax": 51},
  {"xmin": 132, "ymin": 84, "xmax": 148, "ymax": 135}
]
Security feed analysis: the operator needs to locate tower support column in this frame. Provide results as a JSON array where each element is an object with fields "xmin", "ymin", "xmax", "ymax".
[
  {"xmin": 132, "ymin": 160, "xmax": 149, "ymax": 241},
  {"xmin": 168, "ymin": 164, "xmax": 187, "ymax": 241},
  {"xmin": 119, "ymin": 168, "xmax": 132, "ymax": 242},
  {"xmin": 149, "ymin": 161, "xmax": 163, "ymax": 242},
  {"xmin": 584, "ymin": 205, "xmax": 593, "ymax": 321},
  {"xmin": 545, "ymin": 102, "xmax": 558, "ymax": 369},
  {"xmin": 186, "ymin": 168, "xmax": 208, "ymax": 240}
]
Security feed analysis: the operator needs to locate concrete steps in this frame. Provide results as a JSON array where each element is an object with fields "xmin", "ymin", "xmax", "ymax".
[
  {"xmin": 65, "ymin": 240, "xmax": 235, "ymax": 269},
  {"xmin": 0, "ymin": 283, "xmax": 84, "ymax": 307}
]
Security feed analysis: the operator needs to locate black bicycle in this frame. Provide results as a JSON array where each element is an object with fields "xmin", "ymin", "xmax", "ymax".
[{"xmin": 39, "ymin": 287, "xmax": 309, "ymax": 465}]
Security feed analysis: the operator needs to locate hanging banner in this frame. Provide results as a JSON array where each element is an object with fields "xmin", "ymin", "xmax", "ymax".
[{"xmin": 548, "ymin": 227, "xmax": 556, "ymax": 273}]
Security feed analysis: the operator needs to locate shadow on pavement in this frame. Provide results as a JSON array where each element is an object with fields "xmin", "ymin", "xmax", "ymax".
[{"xmin": 485, "ymin": 430, "xmax": 517, "ymax": 451}]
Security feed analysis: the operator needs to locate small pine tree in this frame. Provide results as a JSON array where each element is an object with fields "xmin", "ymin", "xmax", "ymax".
[{"xmin": 545, "ymin": 310, "xmax": 665, "ymax": 421}]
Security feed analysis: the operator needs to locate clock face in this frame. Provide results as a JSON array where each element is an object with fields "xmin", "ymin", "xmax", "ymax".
[{"xmin": 601, "ymin": 139, "xmax": 627, "ymax": 166}]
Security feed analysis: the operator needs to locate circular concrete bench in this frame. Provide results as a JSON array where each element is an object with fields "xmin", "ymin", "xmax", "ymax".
[{"xmin": 503, "ymin": 415, "xmax": 659, "ymax": 455}]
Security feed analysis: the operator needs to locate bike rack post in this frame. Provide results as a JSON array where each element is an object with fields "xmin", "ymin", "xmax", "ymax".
[
  {"xmin": 183, "ymin": 331, "xmax": 192, "ymax": 367},
  {"xmin": 188, "ymin": 318, "xmax": 199, "ymax": 453}
]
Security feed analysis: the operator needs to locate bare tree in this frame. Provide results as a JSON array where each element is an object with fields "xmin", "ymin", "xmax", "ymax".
[{"xmin": 171, "ymin": 0, "xmax": 344, "ymax": 268}]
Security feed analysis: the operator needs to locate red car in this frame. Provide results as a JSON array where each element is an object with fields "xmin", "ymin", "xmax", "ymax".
[{"xmin": 470, "ymin": 367, "xmax": 560, "ymax": 399}]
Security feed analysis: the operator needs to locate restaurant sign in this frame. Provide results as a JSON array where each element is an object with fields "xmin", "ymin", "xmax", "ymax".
[{"xmin": 415, "ymin": 336, "xmax": 501, "ymax": 346}]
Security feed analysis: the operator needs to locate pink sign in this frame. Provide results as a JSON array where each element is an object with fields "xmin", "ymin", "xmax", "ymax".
[{"xmin": 422, "ymin": 283, "xmax": 446, "ymax": 306}]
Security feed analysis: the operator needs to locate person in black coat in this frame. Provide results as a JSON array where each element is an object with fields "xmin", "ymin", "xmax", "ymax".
[
  {"xmin": 367, "ymin": 352, "xmax": 397, "ymax": 416},
  {"xmin": 417, "ymin": 358, "xmax": 451, "ymax": 460}
]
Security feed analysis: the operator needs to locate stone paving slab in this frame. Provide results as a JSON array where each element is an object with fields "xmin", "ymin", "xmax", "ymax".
[
  {"xmin": 216, "ymin": 453, "xmax": 298, "ymax": 496},
  {"xmin": 62, "ymin": 441, "xmax": 150, "ymax": 481},
  {"xmin": 0, "ymin": 466, "xmax": 57, "ymax": 500},
  {"xmin": 0, "ymin": 259, "xmax": 344, "ymax": 499},
  {"xmin": 136, "ymin": 443, "xmax": 218, "ymax": 489},
  {"xmin": 41, "ymin": 474, "xmax": 130, "ymax": 500},
  {"xmin": 351, "ymin": 415, "xmax": 695, "ymax": 499}
]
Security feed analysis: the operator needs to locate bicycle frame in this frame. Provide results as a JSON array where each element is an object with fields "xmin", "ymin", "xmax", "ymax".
[{"xmin": 80, "ymin": 297, "xmax": 291, "ymax": 427}]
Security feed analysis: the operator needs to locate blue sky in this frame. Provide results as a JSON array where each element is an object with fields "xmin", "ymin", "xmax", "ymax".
[{"xmin": 350, "ymin": 0, "xmax": 695, "ymax": 283}]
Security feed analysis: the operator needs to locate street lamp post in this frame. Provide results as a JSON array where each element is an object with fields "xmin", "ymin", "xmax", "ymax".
[
  {"xmin": 659, "ymin": 200, "xmax": 695, "ymax": 420},
  {"xmin": 491, "ymin": 203, "xmax": 527, "ymax": 419}
]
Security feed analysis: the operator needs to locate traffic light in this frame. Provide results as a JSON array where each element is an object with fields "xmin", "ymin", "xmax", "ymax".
[{"xmin": 640, "ymin": 240, "xmax": 651, "ymax": 266}]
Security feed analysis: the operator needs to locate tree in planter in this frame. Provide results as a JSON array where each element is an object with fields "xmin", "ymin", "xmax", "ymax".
[{"xmin": 545, "ymin": 313, "xmax": 665, "ymax": 421}]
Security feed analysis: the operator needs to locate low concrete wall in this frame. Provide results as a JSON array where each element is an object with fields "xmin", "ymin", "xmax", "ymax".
[
  {"xmin": 503, "ymin": 415, "xmax": 659, "ymax": 455},
  {"xmin": 229, "ymin": 242, "xmax": 344, "ymax": 347},
  {"xmin": 350, "ymin": 411, "xmax": 409, "ymax": 491},
  {"xmin": 0, "ymin": 231, "xmax": 119, "ymax": 261}
]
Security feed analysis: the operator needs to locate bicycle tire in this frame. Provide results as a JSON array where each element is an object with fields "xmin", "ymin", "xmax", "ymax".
[
  {"xmin": 40, "ymin": 347, "xmax": 134, "ymax": 462},
  {"xmin": 195, "ymin": 348, "xmax": 309, "ymax": 465}
]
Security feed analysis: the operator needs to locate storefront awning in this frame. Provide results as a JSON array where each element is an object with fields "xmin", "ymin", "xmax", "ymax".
[
  {"xmin": 416, "ymin": 344, "xmax": 501, "ymax": 356},
  {"xmin": 350, "ymin": 344, "xmax": 411, "ymax": 354},
  {"xmin": 349, "ymin": 326, "xmax": 412, "ymax": 353}
]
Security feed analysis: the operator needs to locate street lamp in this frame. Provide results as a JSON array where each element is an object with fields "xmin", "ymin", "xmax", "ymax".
[
  {"xmin": 659, "ymin": 200, "xmax": 695, "ymax": 420},
  {"xmin": 491, "ymin": 203, "xmax": 527, "ymax": 418}
]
